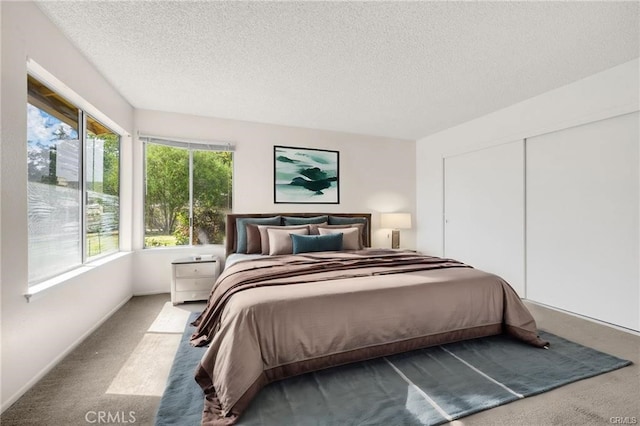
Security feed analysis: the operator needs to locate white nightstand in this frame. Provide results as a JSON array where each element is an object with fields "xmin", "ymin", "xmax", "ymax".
[{"xmin": 171, "ymin": 256, "xmax": 220, "ymax": 305}]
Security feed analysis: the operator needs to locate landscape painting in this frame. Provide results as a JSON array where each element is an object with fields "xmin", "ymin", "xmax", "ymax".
[{"xmin": 274, "ymin": 146, "xmax": 340, "ymax": 204}]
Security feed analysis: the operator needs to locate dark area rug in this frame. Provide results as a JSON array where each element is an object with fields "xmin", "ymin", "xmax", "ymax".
[
  {"xmin": 155, "ymin": 313, "xmax": 631, "ymax": 426},
  {"xmin": 154, "ymin": 312, "xmax": 207, "ymax": 426}
]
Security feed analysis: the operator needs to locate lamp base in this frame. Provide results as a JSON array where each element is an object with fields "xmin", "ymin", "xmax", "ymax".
[{"xmin": 391, "ymin": 230, "xmax": 400, "ymax": 249}]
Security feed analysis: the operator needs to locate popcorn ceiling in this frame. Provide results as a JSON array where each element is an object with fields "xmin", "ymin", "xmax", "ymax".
[{"xmin": 35, "ymin": 1, "xmax": 639, "ymax": 140}]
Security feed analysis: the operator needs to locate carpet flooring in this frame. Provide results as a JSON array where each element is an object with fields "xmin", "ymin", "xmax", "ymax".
[
  {"xmin": 156, "ymin": 316, "xmax": 631, "ymax": 426},
  {"xmin": 1, "ymin": 294, "xmax": 638, "ymax": 426}
]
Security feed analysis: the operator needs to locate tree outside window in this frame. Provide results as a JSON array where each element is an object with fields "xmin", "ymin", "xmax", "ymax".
[{"xmin": 144, "ymin": 142, "xmax": 232, "ymax": 247}]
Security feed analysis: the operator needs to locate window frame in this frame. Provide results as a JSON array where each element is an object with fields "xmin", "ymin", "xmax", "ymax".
[
  {"xmin": 142, "ymin": 137, "xmax": 234, "ymax": 248},
  {"xmin": 26, "ymin": 68, "xmax": 123, "ymax": 286},
  {"xmin": 84, "ymin": 113, "xmax": 122, "ymax": 261}
]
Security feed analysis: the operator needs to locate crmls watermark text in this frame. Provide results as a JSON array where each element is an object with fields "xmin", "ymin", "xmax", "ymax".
[
  {"xmin": 85, "ymin": 411, "xmax": 136, "ymax": 424},
  {"xmin": 610, "ymin": 417, "xmax": 638, "ymax": 424}
]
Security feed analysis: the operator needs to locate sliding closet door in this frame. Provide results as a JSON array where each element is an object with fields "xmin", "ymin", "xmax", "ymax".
[
  {"xmin": 527, "ymin": 112, "xmax": 639, "ymax": 331},
  {"xmin": 444, "ymin": 141, "xmax": 525, "ymax": 296}
]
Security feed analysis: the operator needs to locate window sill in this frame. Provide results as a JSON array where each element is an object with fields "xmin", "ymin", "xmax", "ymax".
[
  {"xmin": 24, "ymin": 251, "xmax": 131, "ymax": 302},
  {"xmin": 142, "ymin": 244, "xmax": 223, "ymax": 251}
]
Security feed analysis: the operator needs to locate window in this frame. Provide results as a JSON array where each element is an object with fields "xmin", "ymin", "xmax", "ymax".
[
  {"xmin": 143, "ymin": 139, "xmax": 232, "ymax": 247},
  {"xmin": 86, "ymin": 116, "xmax": 120, "ymax": 257},
  {"xmin": 27, "ymin": 75, "xmax": 121, "ymax": 285}
]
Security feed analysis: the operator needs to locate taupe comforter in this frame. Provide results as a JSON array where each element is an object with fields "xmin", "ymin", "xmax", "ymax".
[{"xmin": 190, "ymin": 250, "xmax": 548, "ymax": 425}]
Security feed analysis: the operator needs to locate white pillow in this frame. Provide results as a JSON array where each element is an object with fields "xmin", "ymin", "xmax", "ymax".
[
  {"xmin": 315, "ymin": 223, "xmax": 364, "ymax": 248},
  {"xmin": 267, "ymin": 227, "xmax": 310, "ymax": 255},
  {"xmin": 257, "ymin": 225, "xmax": 308, "ymax": 255},
  {"xmin": 318, "ymin": 227, "xmax": 360, "ymax": 250}
]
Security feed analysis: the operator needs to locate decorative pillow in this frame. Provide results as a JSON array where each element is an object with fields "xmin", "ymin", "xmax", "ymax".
[
  {"xmin": 315, "ymin": 223, "xmax": 364, "ymax": 248},
  {"xmin": 328, "ymin": 216, "xmax": 367, "ymax": 226},
  {"xmin": 267, "ymin": 227, "xmax": 310, "ymax": 256},
  {"xmin": 307, "ymin": 222, "xmax": 329, "ymax": 235},
  {"xmin": 283, "ymin": 215, "xmax": 329, "ymax": 225},
  {"xmin": 258, "ymin": 225, "xmax": 310, "ymax": 255},
  {"xmin": 245, "ymin": 224, "xmax": 262, "ymax": 254},
  {"xmin": 236, "ymin": 216, "xmax": 281, "ymax": 253},
  {"xmin": 318, "ymin": 227, "xmax": 360, "ymax": 250},
  {"xmin": 327, "ymin": 216, "xmax": 368, "ymax": 246},
  {"xmin": 291, "ymin": 233, "xmax": 343, "ymax": 254}
]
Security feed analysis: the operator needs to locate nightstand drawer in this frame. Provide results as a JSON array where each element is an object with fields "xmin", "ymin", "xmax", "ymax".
[
  {"xmin": 175, "ymin": 277, "xmax": 215, "ymax": 292},
  {"xmin": 171, "ymin": 256, "xmax": 220, "ymax": 305},
  {"xmin": 174, "ymin": 290, "xmax": 210, "ymax": 304},
  {"xmin": 174, "ymin": 262, "xmax": 217, "ymax": 278}
]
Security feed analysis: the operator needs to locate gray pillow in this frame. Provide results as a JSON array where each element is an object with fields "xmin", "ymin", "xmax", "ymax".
[
  {"xmin": 283, "ymin": 215, "xmax": 329, "ymax": 225},
  {"xmin": 328, "ymin": 216, "xmax": 367, "ymax": 226},
  {"xmin": 236, "ymin": 216, "xmax": 281, "ymax": 253}
]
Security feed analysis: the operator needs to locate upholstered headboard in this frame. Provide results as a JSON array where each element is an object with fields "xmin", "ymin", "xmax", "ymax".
[{"xmin": 225, "ymin": 213, "xmax": 372, "ymax": 257}]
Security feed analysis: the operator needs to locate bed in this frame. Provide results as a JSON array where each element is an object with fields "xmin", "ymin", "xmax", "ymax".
[{"xmin": 190, "ymin": 213, "xmax": 547, "ymax": 425}]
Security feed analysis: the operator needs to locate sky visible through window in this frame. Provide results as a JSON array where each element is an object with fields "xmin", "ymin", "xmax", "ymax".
[{"xmin": 27, "ymin": 103, "xmax": 77, "ymax": 147}]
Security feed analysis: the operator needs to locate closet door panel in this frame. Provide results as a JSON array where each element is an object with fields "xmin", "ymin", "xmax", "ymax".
[
  {"xmin": 444, "ymin": 141, "xmax": 525, "ymax": 296},
  {"xmin": 526, "ymin": 112, "xmax": 639, "ymax": 330}
]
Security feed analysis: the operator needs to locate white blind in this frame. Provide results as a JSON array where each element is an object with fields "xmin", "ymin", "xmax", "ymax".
[{"xmin": 138, "ymin": 133, "xmax": 235, "ymax": 151}]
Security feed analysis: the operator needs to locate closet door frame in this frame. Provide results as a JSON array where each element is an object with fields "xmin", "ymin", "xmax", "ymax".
[{"xmin": 443, "ymin": 140, "xmax": 526, "ymax": 297}]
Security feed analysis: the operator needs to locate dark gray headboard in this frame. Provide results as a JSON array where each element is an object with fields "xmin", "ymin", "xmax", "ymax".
[{"xmin": 225, "ymin": 213, "xmax": 371, "ymax": 257}]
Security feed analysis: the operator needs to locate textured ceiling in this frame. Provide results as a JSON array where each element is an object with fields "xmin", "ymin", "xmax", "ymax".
[{"xmin": 35, "ymin": 1, "xmax": 639, "ymax": 140}]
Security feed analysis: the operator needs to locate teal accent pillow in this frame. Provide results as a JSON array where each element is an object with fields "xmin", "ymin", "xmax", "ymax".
[
  {"xmin": 328, "ymin": 216, "xmax": 367, "ymax": 226},
  {"xmin": 236, "ymin": 216, "xmax": 281, "ymax": 253},
  {"xmin": 283, "ymin": 215, "xmax": 329, "ymax": 225},
  {"xmin": 291, "ymin": 233, "xmax": 343, "ymax": 254}
]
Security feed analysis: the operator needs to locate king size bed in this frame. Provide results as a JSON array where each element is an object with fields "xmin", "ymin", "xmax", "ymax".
[{"xmin": 190, "ymin": 213, "xmax": 547, "ymax": 425}]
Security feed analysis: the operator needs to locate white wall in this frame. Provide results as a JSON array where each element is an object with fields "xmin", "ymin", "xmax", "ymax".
[
  {"xmin": 416, "ymin": 59, "xmax": 639, "ymax": 330},
  {"xmin": 443, "ymin": 140, "xmax": 525, "ymax": 296},
  {"xmin": 133, "ymin": 109, "xmax": 416, "ymax": 295},
  {"xmin": 1, "ymin": 2, "xmax": 135, "ymax": 410}
]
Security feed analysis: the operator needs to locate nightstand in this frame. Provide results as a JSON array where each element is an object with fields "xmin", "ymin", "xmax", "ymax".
[{"xmin": 171, "ymin": 256, "xmax": 220, "ymax": 305}]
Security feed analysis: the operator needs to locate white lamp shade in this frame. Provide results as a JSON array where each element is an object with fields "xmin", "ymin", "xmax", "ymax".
[{"xmin": 380, "ymin": 213, "xmax": 412, "ymax": 229}]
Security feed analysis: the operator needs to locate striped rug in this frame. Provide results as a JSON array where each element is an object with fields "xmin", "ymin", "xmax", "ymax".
[{"xmin": 156, "ymin": 315, "xmax": 631, "ymax": 426}]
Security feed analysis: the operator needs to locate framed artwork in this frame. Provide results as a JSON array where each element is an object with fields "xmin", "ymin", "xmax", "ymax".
[{"xmin": 274, "ymin": 145, "xmax": 340, "ymax": 204}]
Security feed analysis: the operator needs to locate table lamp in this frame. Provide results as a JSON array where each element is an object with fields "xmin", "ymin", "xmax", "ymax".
[{"xmin": 380, "ymin": 213, "xmax": 412, "ymax": 249}]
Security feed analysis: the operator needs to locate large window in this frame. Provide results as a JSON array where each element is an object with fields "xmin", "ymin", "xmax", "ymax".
[
  {"xmin": 27, "ymin": 75, "xmax": 121, "ymax": 285},
  {"xmin": 143, "ymin": 139, "xmax": 232, "ymax": 247}
]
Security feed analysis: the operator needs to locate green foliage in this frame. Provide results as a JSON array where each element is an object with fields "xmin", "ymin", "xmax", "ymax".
[
  {"xmin": 145, "ymin": 145, "xmax": 232, "ymax": 246},
  {"xmin": 144, "ymin": 236, "xmax": 176, "ymax": 247},
  {"xmin": 193, "ymin": 207, "xmax": 227, "ymax": 245},
  {"xmin": 145, "ymin": 144, "xmax": 189, "ymax": 234},
  {"xmin": 173, "ymin": 211, "xmax": 190, "ymax": 246},
  {"xmin": 193, "ymin": 150, "xmax": 233, "ymax": 208},
  {"xmin": 101, "ymin": 133, "xmax": 120, "ymax": 196}
]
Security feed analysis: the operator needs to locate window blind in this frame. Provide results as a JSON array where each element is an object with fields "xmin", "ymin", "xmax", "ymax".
[{"xmin": 138, "ymin": 133, "xmax": 235, "ymax": 152}]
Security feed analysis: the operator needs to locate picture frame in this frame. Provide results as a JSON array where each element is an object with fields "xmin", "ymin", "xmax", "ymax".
[{"xmin": 274, "ymin": 145, "xmax": 340, "ymax": 204}]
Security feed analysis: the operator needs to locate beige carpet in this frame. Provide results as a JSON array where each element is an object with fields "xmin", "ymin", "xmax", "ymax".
[
  {"xmin": 0, "ymin": 295, "xmax": 637, "ymax": 426},
  {"xmin": 105, "ymin": 301, "xmax": 202, "ymax": 397},
  {"xmin": 106, "ymin": 333, "xmax": 182, "ymax": 397},
  {"xmin": 147, "ymin": 302, "xmax": 197, "ymax": 334}
]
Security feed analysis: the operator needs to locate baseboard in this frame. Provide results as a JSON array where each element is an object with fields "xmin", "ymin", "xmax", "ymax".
[
  {"xmin": 525, "ymin": 299, "xmax": 640, "ymax": 337},
  {"xmin": 1, "ymin": 294, "xmax": 133, "ymax": 414},
  {"xmin": 132, "ymin": 290, "xmax": 170, "ymax": 297}
]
